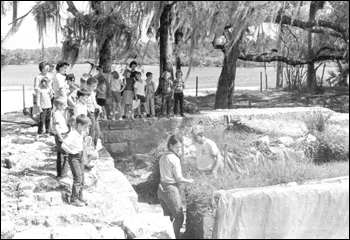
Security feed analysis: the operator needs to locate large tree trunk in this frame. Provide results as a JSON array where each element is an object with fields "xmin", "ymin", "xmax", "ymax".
[
  {"xmin": 174, "ymin": 28, "xmax": 183, "ymax": 72},
  {"xmin": 159, "ymin": 4, "xmax": 174, "ymax": 80},
  {"xmin": 214, "ymin": 42, "xmax": 240, "ymax": 109},
  {"xmin": 276, "ymin": 25, "xmax": 283, "ymax": 89}
]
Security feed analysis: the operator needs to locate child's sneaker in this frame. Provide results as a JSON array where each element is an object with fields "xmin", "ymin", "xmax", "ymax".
[{"xmin": 70, "ymin": 199, "xmax": 85, "ymax": 207}]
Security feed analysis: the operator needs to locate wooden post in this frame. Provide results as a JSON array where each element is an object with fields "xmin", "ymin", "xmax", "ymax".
[
  {"xmin": 306, "ymin": 97, "xmax": 310, "ymax": 107},
  {"xmin": 260, "ymin": 72, "xmax": 263, "ymax": 92},
  {"xmin": 23, "ymin": 85, "xmax": 25, "ymax": 109},
  {"xmin": 196, "ymin": 76, "xmax": 198, "ymax": 97},
  {"xmin": 248, "ymin": 101, "xmax": 252, "ymax": 108},
  {"xmin": 265, "ymin": 73, "xmax": 268, "ymax": 91},
  {"xmin": 224, "ymin": 144, "xmax": 228, "ymax": 171}
]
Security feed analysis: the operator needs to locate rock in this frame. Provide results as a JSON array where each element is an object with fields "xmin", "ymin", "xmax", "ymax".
[
  {"xmin": 1, "ymin": 220, "xmax": 15, "ymax": 239},
  {"xmin": 52, "ymin": 224, "xmax": 100, "ymax": 239},
  {"xmin": 34, "ymin": 177, "xmax": 61, "ymax": 192},
  {"xmin": 33, "ymin": 192, "xmax": 63, "ymax": 206},
  {"xmin": 17, "ymin": 182, "xmax": 36, "ymax": 191},
  {"xmin": 122, "ymin": 213, "xmax": 175, "ymax": 239},
  {"xmin": 17, "ymin": 197, "xmax": 34, "ymax": 211},
  {"xmin": 12, "ymin": 227, "xmax": 51, "ymax": 239},
  {"xmin": 11, "ymin": 137, "xmax": 35, "ymax": 145},
  {"xmin": 85, "ymin": 167, "xmax": 99, "ymax": 188},
  {"xmin": 257, "ymin": 136, "xmax": 270, "ymax": 146},
  {"xmin": 306, "ymin": 134, "xmax": 317, "ymax": 143},
  {"xmin": 134, "ymin": 159, "xmax": 148, "ymax": 170},
  {"xmin": 99, "ymin": 226, "xmax": 126, "ymax": 239},
  {"xmin": 277, "ymin": 137, "xmax": 295, "ymax": 147}
]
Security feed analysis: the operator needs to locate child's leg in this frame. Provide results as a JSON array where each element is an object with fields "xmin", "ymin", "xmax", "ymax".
[
  {"xmin": 174, "ymin": 93, "xmax": 179, "ymax": 115},
  {"xmin": 102, "ymin": 105, "xmax": 107, "ymax": 119},
  {"xmin": 44, "ymin": 108, "xmax": 52, "ymax": 133},
  {"xmin": 150, "ymin": 97, "xmax": 155, "ymax": 116},
  {"xmin": 37, "ymin": 111, "xmax": 45, "ymax": 134},
  {"xmin": 179, "ymin": 92, "xmax": 184, "ymax": 115},
  {"xmin": 68, "ymin": 152, "xmax": 84, "ymax": 203},
  {"xmin": 112, "ymin": 100, "xmax": 116, "ymax": 120},
  {"xmin": 78, "ymin": 153, "xmax": 85, "ymax": 201},
  {"xmin": 145, "ymin": 95, "xmax": 150, "ymax": 115}
]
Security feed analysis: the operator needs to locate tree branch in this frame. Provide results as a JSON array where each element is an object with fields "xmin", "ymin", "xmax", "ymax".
[
  {"xmin": 169, "ymin": 1, "xmax": 178, "ymax": 9},
  {"xmin": 307, "ymin": 27, "xmax": 344, "ymax": 39},
  {"xmin": 238, "ymin": 52, "xmax": 345, "ymax": 66},
  {"xmin": 65, "ymin": 1, "xmax": 80, "ymax": 17},
  {"xmin": 275, "ymin": 14, "xmax": 348, "ymax": 39}
]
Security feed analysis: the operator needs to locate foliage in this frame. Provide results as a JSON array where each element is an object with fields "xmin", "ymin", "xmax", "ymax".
[{"xmin": 301, "ymin": 108, "xmax": 334, "ymax": 133}]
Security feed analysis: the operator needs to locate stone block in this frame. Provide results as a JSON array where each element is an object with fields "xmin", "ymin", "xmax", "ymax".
[
  {"xmin": 105, "ymin": 143, "xmax": 129, "ymax": 157},
  {"xmin": 100, "ymin": 226, "xmax": 126, "ymax": 239},
  {"xmin": 33, "ymin": 192, "xmax": 63, "ymax": 206},
  {"xmin": 278, "ymin": 136, "xmax": 295, "ymax": 147},
  {"xmin": 34, "ymin": 177, "xmax": 61, "ymax": 193},
  {"xmin": 104, "ymin": 131, "xmax": 138, "ymax": 143},
  {"xmin": 109, "ymin": 121, "xmax": 133, "ymax": 130},
  {"xmin": 13, "ymin": 227, "xmax": 51, "ymax": 239}
]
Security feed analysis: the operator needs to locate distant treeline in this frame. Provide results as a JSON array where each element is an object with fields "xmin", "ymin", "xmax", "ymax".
[{"xmin": 2, "ymin": 41, "xmax": 274, "ymax": 68}]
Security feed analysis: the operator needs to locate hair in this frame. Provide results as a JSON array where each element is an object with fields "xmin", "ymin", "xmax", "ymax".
[
  {"xmin": 111, "ymin": 71, "xmax": 119, "ymax": 79},
  {"xmin": 135, "ymin": 71, "xmax": 141, "ymax": 76},
  {"xmin": 161, "ymin": 71, "xmax": 170, "ymax": 78},
  {"xmin": 38, "ymin": 61, "xmax": 48, "ymax": 72},
  {"xmin": 77, "ymin": 88, "xmax": 91, "ymax": 98},
  {"xmin": 87, "ymin": 77, "xmax": 98, "ymax": 86},
  {"xmin": 53, "ymin": 97, "xmax": 66, "ymax": 107},
  {"xmin": 80, "ymin": 73, "xmax": 90, "ymax": 83},
  {"xmin": 76, "ymin": 114, "xmax": 91, "ymax": 126},
  {"xmin": 191, "ymin": 125, "xmax": 204, "ymax": 137},
  {"xmin": 176, "ymin": 70, "xmax": 183, "ymax": 77},
  {"xmin": 129, "ymin": 61, "xmax": 137, "ymax": 68},
  {"xmin": 66, "ymin": 73, "xmax": 75, "ymax": 81},
  {"xmin": 48, "ymin": 60, "xmax": 55, "ymax": 67},
  {"xmin": 167, "ymin": 135, "xmax": 183, "ymax": 150},
  {"xmin": 55, "ymin": 61, "xmax": 70, "ymax": 72},
  {"xmin": 146, "ymin": 72, "xmax": 153, "ymax": 78},
  {"xmin": 39, "ymin": 77, "xmax": 48, "ymax": 87}
]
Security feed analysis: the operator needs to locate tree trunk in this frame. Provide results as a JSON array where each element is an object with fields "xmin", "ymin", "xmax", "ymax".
[
  {"xmin": 214, "ymin": 42, "xmax": 240, "ymax": 109},
  {"xmin": 174, "ymin": 28, "xmax": 183, "ymax": 72},
  {"xmin": 307, "ymin": 1, "xmax": 319, "ymax": 93},
  {"xmin": 159, "ymin": 4, "xmax": 174, "ymax": 81},
  {"xmin": 276, "ymin": 25, "xmax": 283, "ymax": 89}
]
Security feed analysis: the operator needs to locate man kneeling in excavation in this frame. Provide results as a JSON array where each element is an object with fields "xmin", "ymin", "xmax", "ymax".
[{"xmin": 191, "ymin": 125, "xmax": 224, "ymax": 178}]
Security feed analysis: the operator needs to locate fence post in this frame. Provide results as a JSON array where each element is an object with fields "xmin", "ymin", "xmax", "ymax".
[
  {"xmin": 23, "ymin": 85, "xmax": 25, "ymax": 109},
  {"xmin": 196, "ymin": 76, "xmax": 198, "ymax": 97},
  {"xmin": 265, "ymin": 73, "xmax": 268, "ymax": 91},
  {"xmin": 260, "ymin": 72, "xmax": 263, "ymax": 92}
]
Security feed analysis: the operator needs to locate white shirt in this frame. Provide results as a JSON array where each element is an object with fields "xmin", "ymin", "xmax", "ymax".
[
  {"xmin": 51, "ymin": 109, "xmax": 69, "ymax": 134},
  {"xmin": 159, "ymin": 152, "xmax": 184, "ymax": 184},
  {"xmin": 134, "ymin": 80, "xmax": 146, "ymax": 96},
  {"xmin": 52, "ymin": 73, "xmax": 69, "ymax": 99},
  {"xmin": 86, "ymin": 90, "xmax": 98, "ymax": 112},
  {"xmin": 74, "ymin": 101, "xmax": 88, "ymax": 118},
  {"xmin": 64, "ymin": 128, "xmax": 84, "ymax": 153},
  {"xmin": 194, "ymin": 138, "xmax": 221, "ymax": 171},
  {"xmin": 34, "ymin": 74, "xmax": 52, "ymax": 93}
]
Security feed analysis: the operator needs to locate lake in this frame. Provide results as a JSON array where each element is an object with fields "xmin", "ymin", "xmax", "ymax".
[{"xmin": 1, "ymin": 63, "xmax": 337, "ymax": 90}]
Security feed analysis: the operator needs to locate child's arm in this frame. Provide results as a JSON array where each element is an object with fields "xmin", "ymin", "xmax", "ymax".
[
  {"xmin": 61, "ymin": 142, "xmax": 79, "ymax": 155},
  {"xmin": 120, "ymin": 80, "xmax": 126, "ymax": 92},
  {"xmin": 36, "ymin": 91, "xmax": 43, "ymax": 112}
]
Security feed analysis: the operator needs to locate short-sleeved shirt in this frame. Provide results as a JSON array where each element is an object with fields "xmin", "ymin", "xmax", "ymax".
[
  {"xmin": 159, "ymin": 152, "xmax": 184, "ymax": 184},
  {"xmin": 52, "ymin": 73, "xmax": 69, "ymax": 99},
  {"xmin": 194, "ymin": 137, "xmax": 221, "ymax": 171},
  {"xmin": 145, "ymin": 80, "xmax": 156, "ymax": 96},
  {"xmin": 111, "ymin": 78, "xmax": 123, "ymax": 92},
  {"xmin": 74, "ymin": 101, "xmax": 88, "ymax": 118},
  {"xmin": 51, "ymin": 109, "xmax": 69, "ymax": 134},
  {"xmin": 86, "ymin": 90, "xmax": 98, "ymax": 113},
  {"xmin": 34, "ymin": 74, "xmax": 52, "ymax": 93},
  {"xmin": 64, "ymin": 128, "xmax": 84, "ymax": 153},
  {"xmin": 124, "ymin": 78, "xmax": 135, "ymax": 91},
  {"xmin": 134, "ymin": 80, "xmax": 146, "ymax": 96},
  {"xmin": 173, "ymin": 79, "xmax": 185, "ymax": 93},
  {"xmin": 37, "ymin": 88, "xmax": 53, "ymax": 109}
]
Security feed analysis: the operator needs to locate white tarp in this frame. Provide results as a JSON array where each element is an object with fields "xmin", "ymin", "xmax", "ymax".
[{"xmin": 213, "ymin": 177, "xmax": 349, "ymax": 239}]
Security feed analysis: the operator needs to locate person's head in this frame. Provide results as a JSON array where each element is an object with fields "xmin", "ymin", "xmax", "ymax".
[
  {"xmin": 123, "ymin": 69, "xmax": 131, "ymax": 78},
  {"xmin": 161, "ymin": 71, "xmax": 170, "ymax": 79},
  {"xmin": 48, "ymin": 61, "xmax": 55, "ymax": 72},
  {"xmin": 38, "ymin": 61, "xmax": 49, "ymax": 74},
  {"xmin": 111, "ymin": 71, "xmax": 119, "ymax": 80},
  {"xmin": 86, "ymin": 77, "xmax": 98, "ymax": 91},
  {"xmin": 191, "ymin": 125, "xmax": 205, "ymax": 144},
  {"xmin": 55, "ymin": 61, "xmax": 70, "ymax": 74},
  {"xmin": 39, "ymin": 77, "xmax": 49, "ymax": 88},
  {"xmin": 53, "ymin": 97, "xmax": 67, "ymax": 111},
  {"xmin": 75, "ymin": 114, "xmax": 91, "ymax": 134},
  {"xmin": 77, "ymin": 88, "xmax": 91, "ymax": 104},
  {"xmin": 176, "ymin": 70, "xmax": 183, "ymax": 79},
  {"xmin": 167, "ymin": 135, "xmax": 183, "ymax": 155},
  {"xmin": 80, "ymin": 73, "xmax": 90, "ymax": 88},
  {"xmin": 129, "ymin": 61, "xmax": 137, "ymax": 71},
  {"xmin": 66, "ymin": 73, "xmax": 75, "ymax": 86},
  {"xmin": 135, "ymin": 72, "xmax": 142, "ymax": 81},
  {"xmin": 146, "ymin": 72, "xmax": 153, "ymax": 81}
]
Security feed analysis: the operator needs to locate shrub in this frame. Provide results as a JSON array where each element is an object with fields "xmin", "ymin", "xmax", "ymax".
[{"xmin": 301, "ymin": 108, "xmax": 334, "ymax": 134}]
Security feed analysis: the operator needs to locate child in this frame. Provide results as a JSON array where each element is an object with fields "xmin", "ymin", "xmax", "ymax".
[
  {"xmin": 173, "ymin": 70, "xmax": 185, "ymax": 117},
  {"xmin": 95, "ymin": 77, "xmax": 107, "ymax": 120},
  {"xmin": 66, "ymin": 74, "xmax": 79, "ymax": 119},
  {"xmin": 51, "ymin": 97, "xmax": 70, "ymax": 180},
  {"xmin": 36, "ymin": 77, "xmax": 54, "ymax": 137},
  {"xmin": 134, "ymin": 72, "xmax": 147, "ymax": 118},
  {"xmin": 73, "ymin": 88, "xmax": 91, "ymax": 119},
  {"xmin": 61, "ymin": 114, "xmax": 91, "ymax": 207},
  {"xmin": 122, "ymin": 69, "xmax": 136, "ymax": 120},
  {"xmin": 86, "ymin": 77, "xmax": 102, "ymax": 147},
  {"xmin": 157, "ymin": 71, "xmax": 173, "ymax": 117},
  {"xmin": 145, "ymin": 72, "xmax": 156, "ymax": 117},
  {"xmin": 110, "ymin": 71, "xmax": 125, "ymax": 121},
  {"xmin": 67, "ymin": 73, "xmax": 90, "ymax": 114}
]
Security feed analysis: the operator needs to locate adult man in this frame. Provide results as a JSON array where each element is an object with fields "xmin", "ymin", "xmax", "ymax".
[{"xmin": 191, "ymin": 125, "xmax": 224, "ymax": 178}]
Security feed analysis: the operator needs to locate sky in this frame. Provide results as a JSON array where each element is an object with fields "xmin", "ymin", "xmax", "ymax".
[{"xmin": 1, "ymin": 1, "xmax": 89, "ymax": 50}]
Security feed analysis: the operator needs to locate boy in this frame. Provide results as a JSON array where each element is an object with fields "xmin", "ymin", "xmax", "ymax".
[
  {"xmin": 134, "ymin": 72, "xmax": 147, "ymax": 118},
  {"xmin": 173, "ymin": 70, "xmax": 185, "ymax": 117},
  {"xmin": 61, "ymin": 114, "xmax": 91, "ymax": 207},
  {"xmin": 85, "ymin": 77, "xmax": 102, "ymax": 147},
  {"xmin": 145, "ymin": 72, "xmax": 156, "ymax": 117},
  {"xmin": 73, "ymin": 89, "xmax": 90, "ymax": 118},
  {"xmin": 191, "ymin": 125, "xmax": 224, "ymax": 179},
  {"xmin": 110, "ymin": 71, "xmax": 125, "ymax": 121},
  {"xmin": 51, "ymin": 97, "xmax": 70, "ymax": 180},
  {"xmin": 67, "ymin": 73, "xmax": 90, "ymax": 115},
  {"xmin": 36, "ymin": 77, "xmax": 54, "ymax": 137}
]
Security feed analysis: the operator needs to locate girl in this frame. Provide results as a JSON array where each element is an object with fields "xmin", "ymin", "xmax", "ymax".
[
  {"xmin": 36, "ymin": 77, "xmax": 54, "ymax": 137},
  {"xmin": 95, "ymin": 77, "xmax": 107, "ymax": 120}
]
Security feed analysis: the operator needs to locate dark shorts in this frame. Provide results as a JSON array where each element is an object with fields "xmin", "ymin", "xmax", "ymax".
[
  {"xmin": 137, "ymin": 95, "xmax": 146, "ymax": 103},
  {"xmin": 96, "ymin": 98, "xmax": 106, "ymax": 106},
  {"xmin": 112, "ymin": 91, "xmax": 122, "ymax": 103}
]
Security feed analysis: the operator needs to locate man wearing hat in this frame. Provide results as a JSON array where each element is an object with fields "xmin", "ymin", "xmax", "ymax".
[{"xmin": 191, "ymin": 125, "xmax": 224, "ymax": 178}]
